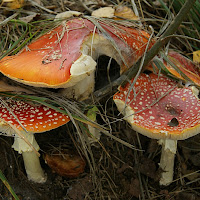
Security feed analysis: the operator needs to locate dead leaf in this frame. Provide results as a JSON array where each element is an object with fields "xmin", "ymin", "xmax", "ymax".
[
  {"xmin": 2, "ymin": 0, "xmax": 24, "ymax": 9},
  {"xmin": 117, "ymin": 163, "xmax": 131, "ymax": 174},
  {"xmin": 193, "ymin": 50, "xmax": 200, "ymax": 63},
  {"xmin": 45, "ymin": 150, "xmax": 86, "ymax": 178},
  {"xmin": 19, "ymin": 13, "xmax": 38, "ymax": 23},
  {"xmin": 147, "ymin": 139, "xmax": 159, "ymax": 153},
  {"xmin": 91, "ymin": 7, "xmax": 114, "ymax": 18},
  {"xmin": 54, "ymin": 11, "xmax": 82, "ymax": 21},
  {"xmin": 114, "ymin": 6, "xmax": 139, "ymax": 20}
]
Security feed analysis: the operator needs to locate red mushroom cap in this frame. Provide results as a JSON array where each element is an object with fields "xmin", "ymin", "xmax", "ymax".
[
  {"xmin": 98, "ymin": 20, "xmax": 153, "ymax": 72},
  {"xmin": 0, "ymin": 99, "xmax": 70, "ymax": 135},
  {"xmin": 0, "ymin": 18, "xmax": 153, "ymax": 88},
  {"xmin": 113, "ymin": 73, "xmax": 200, "ymax": 140}
]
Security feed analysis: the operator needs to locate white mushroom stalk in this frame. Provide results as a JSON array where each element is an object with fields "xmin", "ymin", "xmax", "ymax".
[
  {"xmin": 158, "ymin": 139, "xmax": 177, "ymax": 185},
  {"xmin": 13, "ymin": 133, "xmax": 46, "ymax": 183}
]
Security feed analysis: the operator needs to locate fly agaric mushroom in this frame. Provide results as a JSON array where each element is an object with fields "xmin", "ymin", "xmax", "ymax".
[
  {"xmin": 0, "ymin": 18, "xmax": 153, "ymax": 100},
  {"xmin": 0, "ymin": 98, "xmax": 70, "ymax": 183},
  {"xmin": 113, "ymin": 73, "xmax": 200, "ymax": 185}
]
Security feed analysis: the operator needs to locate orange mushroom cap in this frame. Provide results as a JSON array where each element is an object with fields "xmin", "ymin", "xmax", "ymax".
[
  {"xmin": 148, "ymin": 51, "xmax": 200, "ymax": 86},
  {"xmin": 113, "ymin": 73, "xmax": 200, "ymax": 140},
  {"xmin": 166, "ymin": 51, "xmax": 200, "ymax": 86},
  {"xmin": 0, "ymin": 18, "xmax": 153, "ymax": 88},
  {"xmin": 0, "ymin": 99, "xmax": 70, "ymax": 135}
]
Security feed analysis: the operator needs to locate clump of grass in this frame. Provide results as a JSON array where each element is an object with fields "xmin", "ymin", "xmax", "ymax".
[{"xmin": 0, "ymin": 16, "xmax": 58, "ymax": 59}]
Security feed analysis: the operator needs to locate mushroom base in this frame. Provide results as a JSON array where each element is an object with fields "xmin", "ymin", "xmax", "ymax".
[
  {"xmin": 12, "ymin": 134, "xmax": 46, "ymax": 183},
  {"xmin": 158, "ymin": 139, "xmax": 177, "ymax": 186},
  {"xmin": 22, "ymin": 151, "xmax": 47, "ymax": 183}
]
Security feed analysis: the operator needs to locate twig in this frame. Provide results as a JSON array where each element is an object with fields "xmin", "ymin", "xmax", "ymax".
[
  {"xmin": 78, "ymin": 0, "xmax": 93, "ymax": 13},
  {"xmin": 0, "ymin": 12, "xmax": 18, "ymax": 27},
  {"xmin": 28, "ymin": 0, "xmax": 57, "ymax": 14}
]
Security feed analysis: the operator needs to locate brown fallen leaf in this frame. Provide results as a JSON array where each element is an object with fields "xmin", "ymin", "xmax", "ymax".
[
  {"xmin": 139, "ymin": 156, "xmax": 158, "ymax": 180},
  {"xmin": 190, "ymin": 152, "xmax": 200, "ymax": 167},
  {"xmin": 193, "ymin": 50, "xmax": 200, "ymax": 63},
  {"xmin": 176, "ymin": 192, "xmax": 199, "ymax": 200},
  {"xmin": 147, "ymin": 139, "xmax": 159, "ymax": 154},
  {"xmin": 19, "ymin": 13, "xmax": 38, "ymax": 23},
  {"xmin": 45, "ymin": 149, "xmax": 86, "ymax": 178},
  {"xmin": 114, "ymin": 6, "xmax": 139, "ymax": 20},
  {"xmin": 1, "ymin": 0, "xmax": 24, "ymax": 9},
  {"xmin": 91, "ymin": 7, "xmax": 114, "ymax": 18},
  {"xmin": 181, "ymin": 163, "xmax": 200, "ymax": 181}
]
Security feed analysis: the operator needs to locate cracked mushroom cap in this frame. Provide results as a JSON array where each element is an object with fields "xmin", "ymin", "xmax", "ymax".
[
  {"xmin": 113, "ymin": 73, "xmax": 200, "ymax": 140},
  {"xmin": 0, "ymin": 18, "xmax": 152, "ymax": 88}
]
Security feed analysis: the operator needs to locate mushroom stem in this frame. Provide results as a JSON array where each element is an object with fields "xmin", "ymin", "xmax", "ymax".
[
  {"xmin": 60, "ymin": 71, "xmax": 95, "ymax": 100},
  {"xmin": 158, "ymin": 139, "xmax": 177, "ymax": 186},
  {"xmin": 22, "ymin": 151, "xmax": 46, "ymax": 183},
  {"xmin": 12, "ymin": 133, "xmax": 46, "ymax": 183}
]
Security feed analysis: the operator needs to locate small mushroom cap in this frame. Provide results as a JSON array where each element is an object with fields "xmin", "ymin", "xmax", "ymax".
[
  {"xmin": 0, "ymin": 99, "xmax": 70, "ymax": 136},
  {"xmin": 0, "ymin": 18, "xmax": 153, "ymax": 88},
  {"xmin": 113, "ymin": 73, "xmax": 200, "ymax": 140}
]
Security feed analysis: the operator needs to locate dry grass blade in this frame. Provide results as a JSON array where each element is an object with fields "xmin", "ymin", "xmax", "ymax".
[
  {"xmin": 124, "ymin": 25, "xmax": 154, "ymax": 106},
  {"xmin": 0, "ymin": 12, "xmax": 18, "ymax": 26}
]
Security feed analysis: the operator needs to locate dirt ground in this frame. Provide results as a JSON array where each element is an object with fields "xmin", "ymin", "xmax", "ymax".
[{"xmin": 0, "ymin": 0, "xmax": 200, "ymax": 199}]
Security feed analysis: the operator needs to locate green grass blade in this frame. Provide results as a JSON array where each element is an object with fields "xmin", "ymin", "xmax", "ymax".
[{"xmin": 0, "ymin": 169, "xmax": 20, "ymax": 200}]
